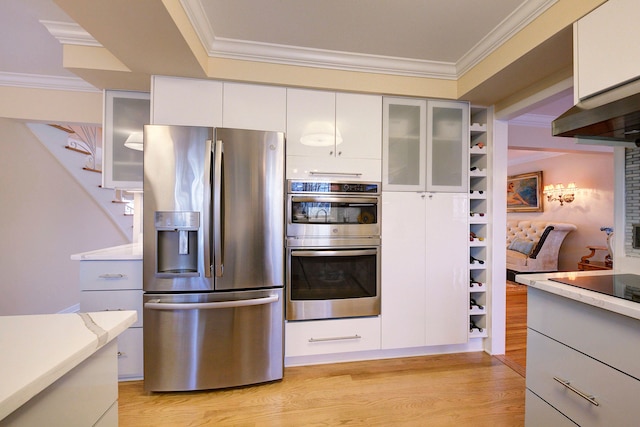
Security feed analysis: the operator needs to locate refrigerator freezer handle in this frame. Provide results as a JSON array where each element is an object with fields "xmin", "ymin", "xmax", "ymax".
[
  {"xmin": 144, "ymin": 294, "xmax": 279, "ymax": 310},
  {"xmin": 213, "ymin": 139, "xmax": 224, "ymax": 277},
  {"xmin": 203, "ymin": 139, "xmax": 213, "ymax": 278}
]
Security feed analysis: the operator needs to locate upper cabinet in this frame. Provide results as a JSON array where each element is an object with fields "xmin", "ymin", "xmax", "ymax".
[
  {"xmin": 383, "ymin": 97, "xmax": 468, "ymax": 192},
  {"xmin": 286, "ymin": 88, "xmax": 382, "ymax": 181},
  {"xmin": 222, "ymin": 82, "xmax": 286, "ymax": 132},
  {"xmin": 426, "ymin": 100, "xmax": 469, "ymax": 192},
  {"xmin": 102, "ymin": 90, "xmax": 149, "ymax": 190},
  {"xmin": 151, "ymin": 75, "xmax": 222, "ymax": 127},
  {"xmin": 575, "ymin": 0, "xmax": 640, "ymax": 100},
  {"xmin": 382, "ymin": 98, "xmax": 426, "ymax": 191}
]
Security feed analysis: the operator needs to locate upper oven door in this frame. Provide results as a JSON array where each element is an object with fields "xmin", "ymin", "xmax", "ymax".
[{"xmin": 287, "ymin": 195, "xmax": 380, "ymax": 238}]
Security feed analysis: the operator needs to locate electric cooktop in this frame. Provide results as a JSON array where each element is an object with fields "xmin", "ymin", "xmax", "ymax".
[{"xmin": 549, "ymin": 274, "xmax": 640, "ymax": 303}]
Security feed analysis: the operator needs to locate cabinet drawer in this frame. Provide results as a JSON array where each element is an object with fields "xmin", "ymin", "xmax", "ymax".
[
  {"xmin": 117, "ymin": 327, "xmax": 143, "ymax": 380},
  {"xmin": 285, "ymin": 316, "xmax": 381, "ymax": 357},
  {"xmin": 525, "ymin": 389, "xmax": 576, "ymax": 427},
  {"xmin": 81, "ymin": 290, "xmax": 143, "ymax": 328},
  {"xmin": 527, "ymin": 329, "xmax": 640, "ymax": 427},
  {"xmin": 528, "ymin": 287, "xmax": 640, "ymax": 379},
  {"xmin": 80, "ymin": 260, "xmax": 142, "ymax": 291},
  {"xmin": 286, "ymin": 155, "xmax": 382, "ymax": 181}
]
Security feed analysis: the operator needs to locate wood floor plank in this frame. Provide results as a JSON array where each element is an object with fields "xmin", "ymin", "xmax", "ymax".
[{"xmin": 118, "ymin": 352, "xmax": 525, "ymax": 426}]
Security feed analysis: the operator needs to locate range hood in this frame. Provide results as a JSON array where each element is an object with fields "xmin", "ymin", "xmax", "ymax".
[{"xmin": 552, "ymin": 79, "xmax": 640, "ymax": 146}]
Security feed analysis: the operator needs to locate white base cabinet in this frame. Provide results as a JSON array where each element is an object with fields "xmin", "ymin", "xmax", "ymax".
[
  {"xmin": 285, "ymin": 317, "xmax": 381, "ymax": 357},
  {"xmin": 79, "ymin": 260, "xmax": 143, "ymax": 381},
  {"xmin": 526, "ymin": 287, "xmax": 640, "ymax": 426},
  {"xmin": 381, "ymin": 192, "xmax": 468, "ymax": 349}
]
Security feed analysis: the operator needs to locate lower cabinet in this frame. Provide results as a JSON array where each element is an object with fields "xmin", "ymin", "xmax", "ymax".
[
  {"xmin": 285, "ymin": 317, "xmax": 381, "ymax": 357},
  {"xmin": 78, "ymin": 260, "xmax": 143, "ymax": 381},
  {"xmin": 381, "ymin": 192, "xmax": 468, "ymax": 349},
  {"xmin": 526, "ymin": 287, "xmax": 640, "ymax": 426}
]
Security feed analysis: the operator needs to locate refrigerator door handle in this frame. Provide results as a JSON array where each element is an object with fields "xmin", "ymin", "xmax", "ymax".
[
  {"xmin": 144, "ymin": 294, "xmax": 279, "ymax": 310},
  {"xmin": 203, "ymin": 139, "xmax": 213, "ymax": 278},
  {"xmin": 213, "ymin": 139, "xmax": 224, "ymax": 277}
]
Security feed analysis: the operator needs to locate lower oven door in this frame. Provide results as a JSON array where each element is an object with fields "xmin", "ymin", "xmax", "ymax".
[{"xmin": 286, "ymin": 246, "xmax": 380, "ymax": 321}]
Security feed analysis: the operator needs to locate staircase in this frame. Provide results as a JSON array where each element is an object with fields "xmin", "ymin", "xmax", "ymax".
[{"xmin": 27, "ymin": 122, "xmax": 134, "ymax": 242}]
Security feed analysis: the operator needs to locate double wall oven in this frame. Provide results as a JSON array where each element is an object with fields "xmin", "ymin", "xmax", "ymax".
[{"xmin": 286, "ymin": 180, "xmax": 381, "ymax": 321}]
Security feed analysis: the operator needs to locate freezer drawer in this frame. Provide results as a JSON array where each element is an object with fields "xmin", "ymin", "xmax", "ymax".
[{"xmin": 143, "ymin": 289, "xmax": 284, "ymax": 392}]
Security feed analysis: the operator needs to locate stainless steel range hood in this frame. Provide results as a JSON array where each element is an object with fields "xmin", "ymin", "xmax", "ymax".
[{"xmin": 552, "ymin": 79, "xmax": 640, "ymax": 146}]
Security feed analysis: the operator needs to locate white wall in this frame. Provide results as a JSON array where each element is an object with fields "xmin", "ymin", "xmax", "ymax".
[
  {"xmin": 0, "ymin": 118, "xmax": 127, "ymax": 315},
  {"xmin": 507, "ymin": 147, "xmax": 614, "ymax": 271}
]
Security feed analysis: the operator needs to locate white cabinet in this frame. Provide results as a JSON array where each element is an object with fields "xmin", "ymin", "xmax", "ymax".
[
  {"xmin": 102, "ymin": 90, "xmax": 149, "ymax": 190},
  {"xmin": 575, "ymin": 0, "xmax": 640, "ymax": 100},
  {"xmin": 79, "ymin": 260, "xmax": 143, "ymax": 381},
  {"xmin": 151, "ymin": 75, "xmax": 223, "ymax": 126},
  {"xmin": 426, "ymin": 100, "xmax": 468, "ymax": 192},
  {"xmin": 383, "ymin": 97, "xmax": 468, "ymax": 192},
  {"xmin": 286, "ymin": 88, "xmax": 382, "ymax": 181},
  {"xmin": 526, "ymin": 287, "xmax": 640, "ymax": 426},
  {"xmin": 383, "ymin": 98, "xmax": 426, "ymax": 191},
  {"xmin": 222, "ymin": 82, "xmax": 286, "ymax": 132},
  {"xmin": 285, "ymin": 316, "xmax": 381, "ymax": 357},
  {"xmin": 381, "ymin": 191, "xmax": 468, "ymax": 349}
]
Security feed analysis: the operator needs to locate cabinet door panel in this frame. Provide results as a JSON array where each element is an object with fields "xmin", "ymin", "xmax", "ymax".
[
  {"xmin": 151, "ymin": 76, "xmax": 222, "ymax": 126},
  {"xmin": 383, "ymin": 98, "xmax": 426, "ymax": 191},
  {"xmin": 336, "ymin": 93, "xmax": 382, "ymax": 159},
  {"xmin": 286, "ymin": 88, "xmax": 336, "ymax": 157},
  {"xmin": 426, "ymin": 101, "xmax": 468, "ymax": 192},
  {"xmin": 80, "ymin": 290, "xmax": 143, "ymax": 328},
  {"xmin": 223, "ymin": 82, "xmax": 286, "ymax": 132},
  {"xmin": 425, "ymin": 193, "xmax": 468, "ymax": 345},
  {"xmin": 381, "ymin": 192, "xmax": 426, "ymax": 349}
]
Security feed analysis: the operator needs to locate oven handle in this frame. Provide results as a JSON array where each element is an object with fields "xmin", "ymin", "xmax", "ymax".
[
  {"xmin": 290, "ymin": 196, "xmax": 379, "ymax": 204},
  {"xmin": 291, "ymin": 249, "xmax": 378, "ymax": 257}
]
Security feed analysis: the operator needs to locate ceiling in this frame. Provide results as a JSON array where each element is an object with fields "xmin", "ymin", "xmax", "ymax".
[{"xmin": 0, "ymin": 0, "xmax": 576, "ymax": 127}]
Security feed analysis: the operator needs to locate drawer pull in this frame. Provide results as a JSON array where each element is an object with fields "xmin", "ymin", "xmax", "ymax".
[
  {"xmin": 553, "ymin": 376, "xmax": 600, "ymax": 406},
  {"xmin": 308, "ymin": 334, "xmax": 361, "ymax": 343},
  {"xmin": 98, "ymin": 273, "xmax": 127, "ymax": 280}
]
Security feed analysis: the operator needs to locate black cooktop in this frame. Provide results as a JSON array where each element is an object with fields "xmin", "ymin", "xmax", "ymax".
[{"xmin": 549, "ymin": 274, "xmax": 640, "ymax": 303}]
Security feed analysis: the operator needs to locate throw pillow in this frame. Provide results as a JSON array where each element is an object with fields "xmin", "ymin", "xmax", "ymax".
[{"xmin": 508, "ymin": 238, "xmax": 536, "ymax": 256}]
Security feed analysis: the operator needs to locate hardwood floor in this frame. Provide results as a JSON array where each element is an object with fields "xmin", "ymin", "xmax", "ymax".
[
  {"xmin": 497, "ymin": 281, "xmax": 528, "ymax": 377},
  {"xmin": 119, "ymin": 352, "xmax": 525, "ymax": 426}
]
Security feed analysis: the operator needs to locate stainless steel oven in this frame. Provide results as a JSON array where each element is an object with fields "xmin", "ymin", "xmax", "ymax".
[
  {"xmin": 286, "ymin": 237, "xmax": 381, "ymax": 321},
  {"xmin": 287, "ymin": 180, "xmax": 381, "ymax": 238}
]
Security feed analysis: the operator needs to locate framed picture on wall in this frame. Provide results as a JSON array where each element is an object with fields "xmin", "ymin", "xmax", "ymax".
[{"xmin": 507, "ymin": 171, "xmax": 543, "ymax": 212}]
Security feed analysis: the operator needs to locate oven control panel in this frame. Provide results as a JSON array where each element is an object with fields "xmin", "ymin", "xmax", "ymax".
[{"xmin": 288, "ymin": 180, "xmax": 380, "ymax": 195}]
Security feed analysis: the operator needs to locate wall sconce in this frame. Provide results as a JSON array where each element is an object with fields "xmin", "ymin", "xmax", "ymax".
[
  {"xmin": 300, "ymin": 122, "xmax": 343, "ymax": 146},
  {"xmin": 124, "ymin": 131, "xmax": 144, "ymax": 151},
  {"xmin": 543, "ymin": 182, "xmax": 577, "ymax": 206}
]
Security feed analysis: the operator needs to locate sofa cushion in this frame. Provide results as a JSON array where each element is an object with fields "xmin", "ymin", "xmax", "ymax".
[
  {"xmin": 508, "ymin": 238, "xmax": 536, "ymax": 255},
  {"xmin": 506, "ymin": 249, "xmax": 529, "ymax": 267}
]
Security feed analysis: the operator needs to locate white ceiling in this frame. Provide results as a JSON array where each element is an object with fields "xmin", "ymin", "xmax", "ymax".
[{"xmin": 0, "ymin": 0, "xmax": 575, "ymax": 132}]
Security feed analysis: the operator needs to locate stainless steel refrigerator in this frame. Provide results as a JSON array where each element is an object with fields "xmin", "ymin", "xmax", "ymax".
[{"xmin": 142, "ymin": 125, "xmax": 285, "ymax": 392}]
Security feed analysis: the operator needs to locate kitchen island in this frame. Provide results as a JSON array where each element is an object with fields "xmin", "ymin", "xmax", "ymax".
[
  {"xmin": 0, "ymin": 310, "xmax": 136, "ymax": 426},
  {"xmin": 517, "ymin": 271, "xmax": 640, "ymax": 427}
]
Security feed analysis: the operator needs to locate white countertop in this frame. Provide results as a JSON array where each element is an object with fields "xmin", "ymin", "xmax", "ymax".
[
  {"xmin": 70, "ymin": 242, "xmax": 142, "ymax": 261},
  {"xmin": 0, "ymin": 310, "xmax": 137, "ymax": 420},
  {"xmin": 516, "ymin": 270, "xmax": 640, "ymax": 321}
]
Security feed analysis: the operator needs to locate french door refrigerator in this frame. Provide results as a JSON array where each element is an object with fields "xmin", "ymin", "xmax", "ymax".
[{"xmin": 142, "ymin": 125, "xmax": 285, "ymax": 392}]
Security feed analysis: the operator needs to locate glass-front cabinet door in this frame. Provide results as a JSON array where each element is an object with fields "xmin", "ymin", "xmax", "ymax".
[
  {"xmin": 382, "ymin": 98, "xmax": 426, "ymax": 191},
  {"xmin": 426, "ymin": 100, "xmax": 469, "ymax": 192}
]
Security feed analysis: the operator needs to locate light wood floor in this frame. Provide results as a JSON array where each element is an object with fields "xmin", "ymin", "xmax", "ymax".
[
  {"xmin": 118, "ymin": 352, "xmax": 525, "ymax": 426},
  {"xmin": 496, "ymin": 281, "xmax": 528, "ymax": 377}
]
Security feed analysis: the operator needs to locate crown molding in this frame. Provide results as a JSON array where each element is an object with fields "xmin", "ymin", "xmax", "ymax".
[
  {"xmin": 40, "ymin": 20, "xmax": 102, "ymax": 47},
  {"xmin": 0, "ymin": 71, "xmax": 99, "ymax": 92},
  {"xmin": 457, "ymin": 0, "xmax": 558, "ymax": 77}
]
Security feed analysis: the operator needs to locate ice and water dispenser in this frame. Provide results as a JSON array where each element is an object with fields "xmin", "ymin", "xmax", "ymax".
[{"xmin": 155, "ymin": 211, "xmax": 200, "ymax": 277}]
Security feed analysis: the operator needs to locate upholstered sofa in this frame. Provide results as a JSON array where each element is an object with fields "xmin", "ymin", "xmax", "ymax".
[{"xmin": 506, "ymin": 220, "xmax": 577, "ymax": 274}]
